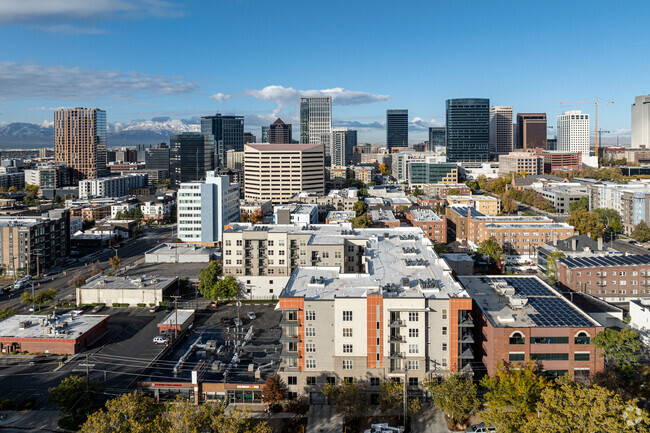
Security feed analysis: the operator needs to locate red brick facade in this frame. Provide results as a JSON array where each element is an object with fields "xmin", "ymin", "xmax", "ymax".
[{"xmin": 556, "ymin": 262, "xmax": 650, "ymax": 300}]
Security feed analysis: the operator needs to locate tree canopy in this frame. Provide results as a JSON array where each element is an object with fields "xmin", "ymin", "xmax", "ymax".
[
  {"xmin": 545, "ymin": 250, "xmax": 565, "ymax": 285},
  {"xmin": 353, "ymin": 200, "xmax": 368, "ymax": 217},
  {"xmin": 566, "ymin": 209, "xmax": 605, "ymax": 239},
  {"xmin": 424, "ymin": 373, "xmax": 480, "ymax": 427},
  {"xmin": 631, "ymin": 221, "xmax": 650, "ymax": 243},
  {"xmin": 322, "ymin": 380, "xmax": 369, "ymax": 423},
  {"xmin": 478, "ymin": 237, "xmax": 503, "ymax": 262},
  {"xmin": 569, "ymin": 196, "xmax": 590, "ymax": 212},
  {"xmin": 49, "ymin": 376, "xmax": 102, "ymax": 430},
  {"xmin": 594, "ymin": 208, "xmax": 623, "ymax": 234},
  {"xmin": 261, "ymin": 374, "xmax": 286, "ymax": 406},
  {"xmin": 592, "ymin": 328, "xmax": 641, "ymax": 370}
]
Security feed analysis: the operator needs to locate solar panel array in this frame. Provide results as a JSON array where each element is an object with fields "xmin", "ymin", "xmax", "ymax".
[
  {"xmin": 560, "ymin": 255, "xmax": 650, "ymax": 269},
  {"xmin": 482, "ymin": 277, "xmax": 594, "ymax": 327}
]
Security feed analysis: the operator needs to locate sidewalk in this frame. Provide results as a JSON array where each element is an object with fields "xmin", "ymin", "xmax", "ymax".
[{"xmin": 306, "ymin": 405, "xmax": 342, "ymax": 433}]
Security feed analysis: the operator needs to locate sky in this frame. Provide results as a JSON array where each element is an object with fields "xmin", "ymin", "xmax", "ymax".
[{"xmin": 0, "ymin": 0, "xmax": 649, "ymax": 144}]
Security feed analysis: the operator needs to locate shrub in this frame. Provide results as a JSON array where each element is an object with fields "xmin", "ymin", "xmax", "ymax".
[
  {"xmin": 284, "ymin": 396, "xmax": 309, "ymax": 415},
  {"xmin": 0, "ymin": 399, "xmax": 13, "ymax": 410},
  {"xmin": 137, "ymin": 303, "xmax": 147, "ymax": 308},
  {"xmin": 15, "ymin": 398, "xmax": 36, "ymax": 410}
]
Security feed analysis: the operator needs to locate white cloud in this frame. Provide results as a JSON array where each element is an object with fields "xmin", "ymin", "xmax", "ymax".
[
  {"xmin": 210, "ymin": 93, "xmax": 231, "ymax": 103},
  {"xmin": 610, "ymin": 128, "xmax": 631, "ymax": 136},
  {"xmin": 410, "ymin": 117, "xmax": 444, "ymax": 131},
  {"xmin": 0, "ymin": 61, "xmax": 197, "ymax": 100},
  {"xmin": 241, "ymin": 85, "xmax": 390, "ymax": 110}
]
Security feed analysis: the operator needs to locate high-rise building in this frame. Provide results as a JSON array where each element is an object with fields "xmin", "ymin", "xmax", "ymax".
[
  {"xmin": 54, "ymin": 108, "xmax": 107, "ymax": 182},
  {"xmin": 557, "ymin": 110, "xmax": 590, "ymax": 158},
  {"xmin": 145, "ymin": 143, "xmax": 170, "ymax": 172},
  {"xmin": 386, "ymin": 109, "xmax": 408, "ymax": 151},
  {"xmin": 244, "ymin": 143, "xmax": 324, "ymax": 203},
  {"xmin": 489, "ymin": 106, "xmax": 513, "ymax": 157},
  {"xmin": 346, "ymin": 130, "xmax": 357, "ymax": 164},
  {"xmin": 516, "ymin": 113, "xmax": 547, "ymax": 150},
  {"xmin": 331, "ymin": 127, "xmax": 355, "ymax": 167},
  {"xmin": 269, "ymin": 118, "xmax": 293, "ymax": 144},
  {"xmin": 428, "ymin": 127, "xmax": 446, "ymax": 151},
  {"xmin": 446, "ymin": 99, "xmax": 490, "ymax": 163},
  {"xmin": 201, "ymin": 114, "xmax": 244, "ymax": 167},
  {"xmin": 244, "ymin": 132, "xmax": 256, "ymax": 144},
  {"xmin": 261, "ymin": 126, "xmax": 270, "ymax": 143},
  {"xmin": 177, "ymin": 171, "xmax": 240, "ymax": 245},
  {"xmin": 632, "ymin": 95, "xmax": 650, "ymax": 147},
  {"xmin": 299, "ymin": 96, "xmax": 332, "ymax": 147},
  {"xmin": 169, "ymin": 132, "xmax": 215, "ymax": 186}
]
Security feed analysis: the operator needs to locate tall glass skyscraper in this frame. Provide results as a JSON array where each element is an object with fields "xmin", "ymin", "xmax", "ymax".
[
  {"xmin": 300, "ymin": 96, "xmax": 332, "ymax": 164},
  {"xmin": 446, "ymin": 99, "xmax": 490, "ymax": 163},
  {"xmin": 428, "ymin": 127, "xmax": 446, "ymax": 151},
  {"xmin": 201, "ymin": 114, "xmax": 244, "ymax": 167},
  {"xmin": 169, "ymin": 132, "xmax": 215, "ymax": 186},
  {"xmin": 386, "ymin": 109, "xmax": 408, "ymax": 150}
]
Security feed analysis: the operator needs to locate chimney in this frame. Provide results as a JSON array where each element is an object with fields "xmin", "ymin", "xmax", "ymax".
[
  {"xmin": 597, "ymin": 237, "xmax": 603, "ymax": 250},
  {"xmin": 553, "ymin": 232, "xmax": 557, "ymax": 246},
  {"xmin": 571, "ymin": 237, "xmax": 577, "ymax": 251}
]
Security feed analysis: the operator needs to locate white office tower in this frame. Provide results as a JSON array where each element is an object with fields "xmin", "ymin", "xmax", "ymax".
[
  {"xmin": 632, "ymin": 95, "xmax": 650, "ymax": 147},
  {"xmin": 557, "ymin": 110, "xmax": 590, "ymax": 158},
  {"xmin": 300, "ymin": 96, "xmax": 332, "ymax": 163},
  {"xmin": 489, "ymin": 106, "xmax": 513, "ymax": 157},
  {"xmin": 330, "ymin": 127, "xmax": 348, "ymax": 167},
  {"xmin": 177, "ymin": 171, "xmax": 239, "ymax": 245}
]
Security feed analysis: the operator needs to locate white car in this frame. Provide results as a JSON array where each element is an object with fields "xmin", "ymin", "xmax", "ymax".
[
  {"xmin": 247, "ymin": 312, "xmax": 256, "ymax": 320},
  {"xmin": 465, "ymin": 424, "xmax": 496, "ymax": 433},
  {"xmin": 233, "ymin": 318, "xmax": 242, "ymax": 327},
  {"xmin": 153, "ymin": 336, "xmax": 169, "ymax": 344}
]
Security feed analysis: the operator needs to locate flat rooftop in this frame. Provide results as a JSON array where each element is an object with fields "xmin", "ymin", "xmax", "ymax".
[
  {"xmin": 559, "ymin": 254, "xmax": 650, "ymax": 269},
  {"xmin": 408, "ymin": 207, "xmax": 442, "ymax": 222},
  {"xmin": 79, "ymin": 275, "xmax": 177, "ymax": 291},
  {"xmin": 282, "ymin": 228, "xmax": 469, "ymax": 300},
  {"xmin": 484, "ymin": 223, "xmax": 572, "ymax": 229},
  {"xmin": 0, "ymin": 313, "xmax": 108, "ymax": 340},
  {"xmin": 448, "ymin": 195, "xmax": 497, "ymax": 201},
  {"xmin": 458, "ymin": 276, "xmax": 599, "ymax": 328},
  {"xmin": 448, "ymin": 206, "xmax": 485, "ymax": 218},
  {"xmin": 159, "ymin": 309, "xmax": 195, "ymax": 327},
  {"xmin": 274, "ymin": 204, "xmax": 317, "ymax": 215},
  {"xmin": 369, "ymin": 209, "xmax": 398, "ymax": 222},
  {"xmin": 326, "ymin": 211, "xmax": 355, "ymax": 220},
  {"xmin": 0, "ymin": 217, "xmax": 50, "ymax": 228},
  {"xmin": 146, "ymin": 243, "xmax": 217, "ymax": 257}
]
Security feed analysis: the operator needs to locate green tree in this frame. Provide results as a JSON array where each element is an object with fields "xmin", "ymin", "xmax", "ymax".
[
  {"xmin": 545, "ymin": 250, "xmax": 565, "ymax": 285},
  {"xmin": 377, "ymin": 379, "xmax": 402, "ymax": 414},
  {"xmin": 424, "ymin": 373, "xmax": 480, "ymax": 427},
  {"xmin": 8, "ymin": 186, "xmax": 17, "ymax": 193},
  {"xmin": 353, "ymin": 200, "xmax": 368, "ymax": 217},
  {"xmin": 261, "ymin": 374, "xmax": 286, "ymax": 406},
  {"xmin": 352, "ymin": 214, "xmax": 370, "ymax": 228},
  {"xmin": 115, "ymin": 210, "xmax": 123, "ymax": 220},
  {"xmin": 24, "ymin": 184, "xmax": 39, "ymax": 194},
  {"xmin": 631, "ymin": 221, "xmax": 650, "ymax": 243},
  {"xmin": 49, "ymin": 376, "xmax": 102, "ymax": 430},
  {"xmin": 34, "ymin": 288, "xmax": 57, "ymax": 310},
  {"xmin": 478, "ymin": 237, "xmax": 503, "ymax": 263},
  {"xmin": 566, "ymin": 209, "xmax": 605, "ymax": 239},
  {"xmin": 322, "ymin": 380, "xmax": 369, "ymax": 424},
  {"xmin": 0, "ymin": 307, "xmax": 17, "ymax": 322},
  {"xmin": 433, "ymin": 241, "xmax": 447, "ymax": 254},
  {"xmin": 480, "ymin": 362, "xmax": 547, "ymax": 433},
  {"xmin": 198, "ymin": 260, "xmax": 222, "ymax": 298},
  {"xmin": 447, "ymin": 189, "xmax": 461, "ymax": 195},
  {"xmin": 80, "ymin": 392, "xmax": 159, "ymax": 433},
  {"xmin": 594, "ymin": 208, "xmax": 623, "ymax": 234},
  {"xmin": 592, "ymin": 328, "xmax": 641, "ymax": 370},
  {"xmin": 411, "ymin": 186, "xmax": 423, "ymax": 197},
  {"xmin": 569, "ymin": 196, "xmax": 590, "ymax": 212},
  {"xmin": 133, "ymin": 207, "xmax": 142, "ymax": 221},
  {"xmin": 522, "ymin": 376, "xmax": 650, "ymax": 433}
]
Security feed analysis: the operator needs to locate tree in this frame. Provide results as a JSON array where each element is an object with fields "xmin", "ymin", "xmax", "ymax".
[
  {"xmin": 433, "ymin": 241, "xmax": 447, "ymax": 254},
  {"xmin": 133, "ymin": 207, "xmax": 142, "ymax": 221},
  {"xmin": 261, "ymin": 374, "xmax": 286, "ymax": 406},
  {"xmin": 24, "ymin": 184, "xmax": 39, "ymax": 194},
  {"xmin": 592, "ymin": 328, "xmax": 641, "ymax": 370},
  {"xmin": 424, "ymin": 373, "xmax": 480, "ymax": 427},
  {"xmin": 478, "ymin": 237, "xmax": 503, "ymax": 263},
  {"xmin": 322, "ymin": 380, "xmax": 369, "ymax": 423},
  {"xmin": 569, "ymin": 196, "xmax": 590, "ymax": 212},
  {"xmin": 566, "ymin": 209, "xmax": 605, "ymax": 240},
  {"xmin": 594, "ymin": 208, "xmax": 623, "ymax": 234},
  {"xmin": 249, "ymin": 209, "xmax": 263, "ymax": 224},
  {"xmin": 109, "ymin": 255, "xmax": 121, "ymax": 270},
  {"xmin": 447, "ymin": 189, "xmax": 461, "ymax": 196},
  {"xmin": 378, "ymin": 163, "xmax": 391, "ymax": 175},
  {"xmin": 378, "ymin": 379, "xmax": 403, "ymax": 414},
  {"xmin": 115, "ymin": 210, "xmax": 123, "ymax": 220},
  {"xmin": 631, "ymin": 221, "xmax": 650, "ymax": 243},
  {"xmin": 71, "ymin": 272, "xmax": 88, "ymax": 288},
  {"xmin": 501, "ymin": 193, "xmax": 517, "ymax": 214},
  {"xmin": 480, "ymin": 362, "xmax": 547, "ymax": 433},
  {"xmin": 7, "ymin": 186, "xmax": 17, "ymax": 193},
  {"xmin": 80, "ymin": 392, "xmax": 159, "ymax": 433},
  {"xmin": 545, "ymin": 250, "xmax": 565, "ymax": 285},
  {"xmin": 353, "ymin": 200, "xmax": 368, "ymax": 217},
  {"xmin": 23, "ymin": 193, "xmax": 40, "ymax": 206},
  {"xmin": 351, "ymin": 214, "xmax": 370, "ymax": 228},
  {"xmin": 90, "ymin": 261, "xmax": 103, "ymax": 276},
  {"xmin": 213, "ymin": 276, "xmax": 242, "ymax": 301},
  {"xmin": 240, "ymin": 211, "xmax": 250, "ymax": 222},
  {"xmin": 522, "ymin": 376, "xmax": 650, "ymax": 433},
  {"xmin": 412, "ymin": 186, "xmax": 422, "ymax": 197},
  {"xmin": 49, "ymin": 376, "xmax": 102, "ymax": 430}
]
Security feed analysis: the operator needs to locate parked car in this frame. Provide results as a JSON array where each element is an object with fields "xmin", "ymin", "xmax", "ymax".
[
  {"xmin": 465, "ymin": 423, "xmax": 496, "ymax": 433},
  {"xmin": 29, "ymin": 355, "xmax": 47, "ymax": 365},
  {"xmin": 153, "ymin": 336, "xmax": 169, "ymax": 344},
  {"xmin": 221, "ymin": 317, "xmax": 231, "ymax": 326},
  {"xmin": 91, "ymin": 304, "xmax": 104, "ymax": 313},
  {"xmin": 149, "ymin": 305, "xmax": 160, "ymax": 313},
  {"xmin": 247, "ymin": 312, "xmax": 256, "ymax": 320},
  {"xmin": 233, "ymin": 318, "xmax": 242, "ymax": 327},
  {"xmin": 14, "ymin": 277, "xmax": 31, "ymax": 290}
]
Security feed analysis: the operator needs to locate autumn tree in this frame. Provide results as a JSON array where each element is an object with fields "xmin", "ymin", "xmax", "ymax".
[
  {"xmin": 478, "ymin": 237, "xmax": 503, "ymax": 263},
  {"xmin": 240, "ymin": 211, "xmax": 251, "ymax": 222},
  {"xmin": 89, "ymin": 261, "xmax": 103, "ymax": 276},
  {"xmin": 71, "ymin": 272, "xmax": 88, "ymax": 288},
  {"xmin": 631, "ymin": 221, "xmax": 650, "ymax": 243},
  {"xmin": 480, "ymin": 362, "xmax": 547, "ymax": 433},
  {"xmin": 80, "ymin": 392, "xmax": 161, "ymax": 433},
  {"xmin": 592, "ymin": 328, "xmax": 641, "ymax": 370},
  {"xmin": 109, "ymin": 255, "xmax": 121, "ymax": 270},
  {"xmin": 545, "ymin": 250, "xmax": 565, "ymax": 285},
  {"xmin": 261, "ymin": 374, "xmax": 286, "ymax": 406},
  {"xmin": 424, "ymin": 373, "xmax": 480, "ymax": 428},
  {"xmin": 593, "ymin": 208, "xmax": 623, "ymax": 234},
  {"xmin": 569, "ymin": 196, "xmax": 589, "ymax": 212},
  {"xmin": 501, "ymin": 193, "xmax": 518, "ymax": 214},
  {"xmin": 24, "ymin": 184, "xmax": 40, "ymax": 194},
  {"xmin": 566, "ymin": 209, "xmax": 604, "ymax": 239},
  {"xmin": 322, "ymin": 380, "xmax": 369, "ymax": 424},
  {"xmin": 249, "ymin": 208, "xmax": 263, "ymax": 224},
  {"xmin": 50, "ymin": 376, "xmax": 102, "ymax": 430}
]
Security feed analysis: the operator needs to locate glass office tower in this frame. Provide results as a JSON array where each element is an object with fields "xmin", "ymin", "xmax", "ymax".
[
  {"xmin": 386, "ymin": 109, "xmax": 408, "ymax": 150},
  {"xmin": 446, "ymin": 99, "xmax": 490, "ymax": 163}
]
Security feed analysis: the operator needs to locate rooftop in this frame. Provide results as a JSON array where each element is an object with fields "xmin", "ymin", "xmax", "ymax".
[
  {"xmin": 458, "ymin": 276, "xmax": 599, "ymax": 328},
  {"xmin": 0, "ymin": 217, "xmax": 50, "ymax": 228},
  {"xmin": 274, "ymin": 204, "xmax": 317, "ymax": 215},
  {"xmin": 281, "ymin": 228, "xmax": 469, "ymax": 301},
  {"xmin": 245, "ymin": 143, "xmax": 319, "ymax": 152},
  {"xmin": 543, "ymin": 235, "xmax": 610, "ymax": 253},
  {"xmin": 326, "ymin": 211, "xmax": 355, "ymax": 221},
  {"xmin": 79, "ymin": 275, "xmax": 177, "ymax": 291},
  {"xmin": 369, "ymin": 209, "xmax": 399, "ymax": 222},
  {"xmin": 484, "ymin": 222, "xmax": 572, "ymax": 229},
  {"xmin": 559, "ymin": 254, "xmax": 650, "ymax": 269},
  {"xmin": 447, "ymin": 195, "xmax": 498, "ymax": 201},
  {"xmin": 0, "ymin": 312, "xmax": 109, "ymax": 340},
  {"xmin": 408, "ymin": 207, "xmax": 442, "ymax": 222},
  {"xmin": 159, "ymin": 309, "xmax": 195, "ymax": 327},
  {"xmin": 448, "ymin": 205, "xmax": 485, "ymax": 218},
  {"xmin": 146, "ymin": 243, "xmax": 217, "ymax": 257}
]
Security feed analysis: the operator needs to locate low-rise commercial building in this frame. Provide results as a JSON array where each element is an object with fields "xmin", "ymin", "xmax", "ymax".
[
  {"xmin": 145, "ymin": 243, "xmax": 218, "ymax": 263},
  {"xmin": 445, "ymin": 195, "xmax": 500, "ymax": 216},
  {"xmin": 406, "ymin": 207, "xmax": 447, "ymax": 243},
  {"xmin": 459, "ymin": 276, "xmax": 604, "ymax": 378},
  {"xmin": 368, "ymin": 208, "xmax": 400, "ymax": 228},
  {"xmin": 273, "ymin": 204, "xmax": 318, "ymax": 225},
  {"xmin": 498, "ymin": 151, "xmax": 543, "ymax": 176},
  {"xmin": 76, "ymin": 275, "xmax": 178, "ymax": 307},
  {"xmin": 158, "ymin": 310, "xmax": 195, "ymax": 334},
  {"xmin": 534, "ymin": 184, "xmax": 589, "ymax": 214},
  {"xmin": 325, "ymin": 211, "xmax": 355, "ymax": 224},
  {"xmin": 79, "ymin": 173, "xmax": 148, "ymax": 199}
]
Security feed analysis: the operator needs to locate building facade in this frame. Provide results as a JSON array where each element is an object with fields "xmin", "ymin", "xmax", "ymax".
[
  {"xmin": 269, "ymin": 118, "xmax": 293, "ymax": 144},
  {"xmin": 517, "ymin": 113, "xmax": 547, "ymax": 150},
  {"xmin": 386, "ymin": 109, "xmax": 409, "ymax": 151},
  {"xmin": 428, "ymin": 127, "xmax": 446, "ymax": 151},
  {"xmin": 446, "ymin": 99, "xmax": 490, "ymax": 163},
  {"xmin": 542, "ymin": 151, "xmax": 582, "ymax": 173},
  {"xmin": 557, "ymin": 111, "xmax": 590, "ymax": 159},
  {"xmin": 406, "ymin": 207, "xmax": 447, "ymax": 243},
  {"xmin": 408, "ymin": 160, "xmax": 459, "ymax": 186},
  {"xmin": 300, "ymin": 96, "xmax": 332, "ymax": 152},
  {"xmin": 201, "ymin": 114, "xmax": 244, "ymax": 167},
  {"xmin": 498, "ymin": 151, "xmax": 543, "ymax": 176},
  {"xmin": 78, "ymin": 174, "xmax": 148, "ymax": 199},
  {"xmin": 169, "ymin": 132, "xmax": 215, "ymax": 186},
  {"xmin": 489, "ymin": 106, "xmax": 514, "ymax": 157},
  {"xmin": 631, "ymin": 95, "xmax": 650, "ymax": 148}
]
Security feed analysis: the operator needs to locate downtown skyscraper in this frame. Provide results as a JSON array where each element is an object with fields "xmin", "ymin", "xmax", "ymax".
[
  {"xmin": 428, "ymin": 127, "xmax": 445, "ymax": 151},
  {"xmin": 386, "ymin": 109, "xmax": 408, "ymax": 151},
  {"xmin": 269, "ymin": 118, "xmax": 293, "ymax": 144},
  {"xmin": 201, "ymin": 114, "xmax": 244, "ymax": 167},
  {"xmin": 632, "ymin": 95, "xmax": 650, "ymax": 147},
  {"xmin": 330, "ymin": 128, "xmax": 357, "ymax": 167},
  {"xmin": 516, "ymin": 113, "xmax": 547, "ymax": 150},
  {"xmin": 300, "ymin": 96, "xmax": 332, "ymax": 163},
  {"xmin": 446, "ymin": 98, "xmax": 490, "ymax": 163},
  {"xmin": 557, "ymin": 111, "xmax": 590, "ymax": 158},
  {"xmin": 54, "ymin": 108, "xmax": 107, "ymax": 182},
  {"xmin": 489, "ymin": 106, "xmax": 513, "ymax": 157}
]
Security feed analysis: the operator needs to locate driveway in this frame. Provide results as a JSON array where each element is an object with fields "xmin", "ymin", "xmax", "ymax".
[
  {"xmin": 411, "ymin": 407, "xmax": 453, "ymax": 433},
  {"xmin": 307, "ymin": 405, "xmax": 343, "ymax": 433}
]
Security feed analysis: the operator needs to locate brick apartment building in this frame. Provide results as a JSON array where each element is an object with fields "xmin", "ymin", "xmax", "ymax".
[
  {"xmin": 406, "ymin": 206, "xmax": 447, "ymax": 243},
  {"xmin": 556, "ymin": 255, "xmax": 650, "ymax": 303}
]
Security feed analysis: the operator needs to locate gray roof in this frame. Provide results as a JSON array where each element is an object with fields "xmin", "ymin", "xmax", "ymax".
[
  {"xmin": 545, "ymin": 235, "xmax": 605, "ymax": 252},
  {"xmin": 559, "ymin": 254, "xmax": 650, "ymax": 269}
]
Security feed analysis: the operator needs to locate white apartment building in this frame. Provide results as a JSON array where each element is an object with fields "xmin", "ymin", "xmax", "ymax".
[
  {"xmin": 632, "ymin": 95, "xmax": 650, "ymax": 147},
  {"xmin": 78, "ymin": 174, "xmax": 148, "ymax": 199},
  {"xmin": 177, "ymin": 171, "xmax": 239, "ymax": 245},
  {"xmin": 557, "ymin": 110, "xmax": 590, "ymax": 159},
  {"xmin": 330, "ymin": 127, "xmax": 348, "ymax": 167},
  {"xmin": 489, "ymin": 106, "xmax": 514, "ymax": 156},
  {"xmin": 24, "ymin": 169, "xmax": 40, "ymax": 186},
  {"xmin": 392, "ymin": 150, "xmax": 442, "ymax": 182},
  {"xmin": 141, "ymin": 197, "xmax": 174, "ymax": 222}
]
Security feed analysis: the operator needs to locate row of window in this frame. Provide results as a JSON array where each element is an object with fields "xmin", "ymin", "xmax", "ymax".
[
  {"xmin": 509, "ymin": 352, "xmax": 590, "ymax": 362},
  {"xmin": 509, "ymin": 333, "xmax": 590, "ymax": 345},
  {"xmin": 287, "ymin": 376, "xmax": 421, "ymax": 387}
]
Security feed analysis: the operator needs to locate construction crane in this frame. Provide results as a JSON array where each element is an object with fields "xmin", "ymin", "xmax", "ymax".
[{"xmin": 553, "ymin": 98, "xmax": 614, "ymax": 158}]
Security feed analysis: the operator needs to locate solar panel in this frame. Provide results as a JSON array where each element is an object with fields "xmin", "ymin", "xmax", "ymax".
[{"xmin": 561, "ymin": 254, "xmax": 650, "ymax": 269}]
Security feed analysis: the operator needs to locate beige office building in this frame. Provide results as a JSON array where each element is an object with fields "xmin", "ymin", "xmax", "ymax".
[{"xmin": 244, "ymin": 144, "xmax": 324, "ymax": 203}]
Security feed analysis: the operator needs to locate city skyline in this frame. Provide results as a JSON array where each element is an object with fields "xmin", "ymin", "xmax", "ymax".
[{"xmin": 0, "ymin": 0, "xmax": 649, "ymax": 144}]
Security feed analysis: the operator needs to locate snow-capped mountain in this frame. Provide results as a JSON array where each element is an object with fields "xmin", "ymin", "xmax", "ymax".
[{"xmin": 0, "ymin": 117, "xmax": 201, "ymax": 148}]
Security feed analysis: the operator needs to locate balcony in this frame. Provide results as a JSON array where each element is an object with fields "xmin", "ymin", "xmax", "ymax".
[
  {"xmin": 280, "ymin": 350, "xmax": 301, "ymax": 359},
  {"xmin": 389, "ymin": 334, "xmax": 405, "ymax": 343},
  {"xmin": 459, "ymin": 347, "xmax": 474, "ymax": 360},
  {"xmin": 280, "ymin": 335, "xmax": 301, "ymax": 343},
  {"xmin": 389, "ymin": 351, "xmax": 405, "ymax": 359},
  {"xmin": 389, "ymin": 319, "xmax": 406, "ymax": 328},
  {"xmin": 459, "ymin": 333, "xmax": 474, "ymax": 344},
  {"xmin": 280, "ymin": 318, "xmax": 301, "ymax": 327},
  {"xmin": 459, "ymin": 316, "xmax": 474, "ymax": 327}
]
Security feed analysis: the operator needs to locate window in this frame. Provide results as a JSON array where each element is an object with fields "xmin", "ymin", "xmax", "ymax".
[
  {"xmin": 442, "ymin": 358, "xmax": 447, "ymax": 367},
  {"xmin": 408, "ymin": 344, "xmax": 419, "ymax": 354},
  {"xmin": 236, "ymin": 240, "xmax": 242, "ymax": 246},
  {"xmin": 305, "ymin": 359, "xmax": 316, "ymax": 369},
  {"xmin": 408, "ymin": 360, "xmax": 419, "ymax": 370},
  {"xmin": 530, "ymin": 353, "xmax": 569, "ymax": 361},
  {"xmin": 574, "ymin": 368, "xmax": 590, "ymax": 377},
  {"xmin": 574, "ymin": 352, "xmax": 590, "ymax": 361},
  {"xmin": 370, "ymin": 378, "xmax": 380, "ymax": 387},
  {"xmin": 342, "ymin": 360, "xmax": 353, "ymax": 370},
  {"xmin": 343, "ymin": 311, "xmax": 353, "ymax": 321},
  {"xmin": 306, "ymin": 327, "xmax": 316, "ymax": 337},
  {"xmin": 306, "ymin": 377, "xmax": 316, "ymax": 385},
  {"xmin": 531, "ymin": 336, "xmax": 569, "ymax": 344},
  {"xmin": 343, "ymin": 328, "xmax": 353, "ymax": 337},
  {"xmin": 409, "ymin": 312, "xmax": 419, "ymax": 321},
  {"xmin": 442, "ymin": 327, "xmax": 447, "ymax": 336},
  {"xmin": 288, "ymin": 376, "xmax": 297, "ymax": 385},
  {"xmin": 409, "ymin": 329, "xmax": 419, "ymax": 338},
  {"xmin": 574, "ymin": 332, "xmax": 590, "ymax": 344},
  {"xmin": 326, "ymin": 377, "xmax": 336, "ymax": 385},
  {"xmin": 344, "ymin": 377, "xmax": 354, "ymax": 383},
  {"xmin": 343, "ymin": 344, "xmax": 353, "ymax": 353},
  {"xmin": 509, "ymin": 332, "xmax": 525, "ymax": 345},
  {"xmin": 305, "ymin": 310, "xmax": 315, "ymax": 321},
  {"xmin": 442, "ymin": 343, "xmax": 447, "ymax": 351},
  {"xmin": 442, "ymin": 309, "xmax": 447, "ymax": 320},
  {"xmin": 509, "ymin": 352, "xmax": 525, "ymax": 362},
  {"xmin": 408, "ymin": 378, "xmax": 419, "ymax": 386},
  {"xmin": 305, "ymin": 343, "xmax": 315, "ymax": 353}
]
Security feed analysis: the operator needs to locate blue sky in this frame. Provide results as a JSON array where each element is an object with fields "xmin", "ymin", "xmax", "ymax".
[{"xmin": 1, "ymin": 0, "xmax": 649, "ymax": 144}]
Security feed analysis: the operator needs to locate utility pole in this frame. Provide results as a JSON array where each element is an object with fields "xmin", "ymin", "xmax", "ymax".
[
  {"xmin": 171, "ymin": 295, "xmax": 181, "ymax": 339},
  {"xmin": 86, "ymin": 355, "xmax": 90, "ymax": 390},
  {"xmin": 403, "ymin": 363, "xmax": 409, "ymax": 430}
]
